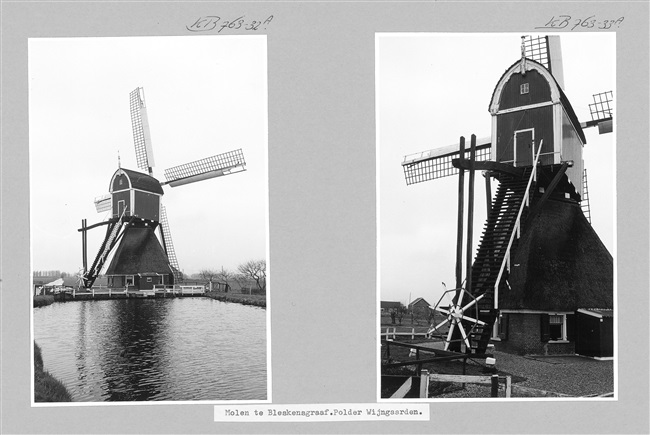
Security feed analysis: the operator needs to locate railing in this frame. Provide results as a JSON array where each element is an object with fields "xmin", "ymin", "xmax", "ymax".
[
  {"xmin": 493, "ymin": 140, "xmax": 544, "ymax": 309},
  {"xmin": 380, "ymin": 327, "xmax": 430, "ymax": 340},
  {"xmin": 153, "ymin": 284, "xmax": 206, "ymax": 295}
]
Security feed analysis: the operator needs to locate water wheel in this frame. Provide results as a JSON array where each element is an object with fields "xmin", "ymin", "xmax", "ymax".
[{"xmin": 427, "ymin": 286, "xmax": 486, "ymax": 351}]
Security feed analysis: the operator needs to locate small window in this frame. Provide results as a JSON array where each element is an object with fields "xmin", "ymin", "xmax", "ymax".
[
  {"xmin": 520, "ymin": 83, "xmax": 529, "ymax": 94},
  {"xmin": 549, "ymin": 314, "xmax": 564, "ymax": 340},
  {"xmin": 147, "ymin": 277, "xmax": 152, "ymax": 282},
  {"xmin": 119, "ymin": 179, "xmax": 123, "ymax": 186}
]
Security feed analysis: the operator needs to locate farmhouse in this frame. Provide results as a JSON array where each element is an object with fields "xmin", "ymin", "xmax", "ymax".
[{"xmin": 408, "ymin": 297, "xmax": 431, "ymax": 318}]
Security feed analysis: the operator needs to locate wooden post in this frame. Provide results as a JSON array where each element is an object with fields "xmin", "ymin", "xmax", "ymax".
[
  {"xmin": 505, "ymin": 376, "xmax": 512, "ymax": 398},
  {"xmin": 455, "ymin": 136, "xmax": 465, "ymax": 290},
  {"xmin": 466, "ymin": 134, "xmax": 477, "ymax": 295},
  {"xmin": 484, "ymin": 172, "xmax": 492, "ymax": 216},
  {"xmin": 490, "ymin": 374, "xmax": 499, "ymax": 397},
  {"xmin": 81, "ymin": 219, "xmax": 87, "ymax": 273},
  {"xmin": 419, "ymin": 369, "xmax": 429, "ymax": 399}
]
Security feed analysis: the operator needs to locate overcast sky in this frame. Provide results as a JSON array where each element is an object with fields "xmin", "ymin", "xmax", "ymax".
[
  {"xmin": 29, "ymin": 36, "xmax": 268, "ymax": 277},
  {"xmin": 377, "ymin": 33, "xmax": 615, "ymax": 307}
]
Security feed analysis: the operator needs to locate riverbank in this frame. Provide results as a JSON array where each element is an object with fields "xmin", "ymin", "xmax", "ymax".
[
  {"xmin": 33, "ymin": 295, "xmax": 55, "ymax": 308},
  {"xmin": 205, "ymin": 291, "xmax": 266, "ymax": 308},
  {"xmin": 34, "ymin": 342, "xmax": 72, "ymax": 402}
]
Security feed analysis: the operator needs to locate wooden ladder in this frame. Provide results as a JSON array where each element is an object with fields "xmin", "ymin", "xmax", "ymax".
[{"xmin": 466, "ymin": 169, "xmax": 534, "ymax": 354}]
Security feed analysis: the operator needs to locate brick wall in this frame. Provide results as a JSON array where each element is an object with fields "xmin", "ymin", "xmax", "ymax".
[{"xmin": 495, "ymin": 313, "xmax": 575, "ymax": 355}]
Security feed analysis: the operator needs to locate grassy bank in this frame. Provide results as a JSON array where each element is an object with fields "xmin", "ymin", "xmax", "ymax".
[
  {"xmin": 33, "ymin": 295, "xmax": 55, "ymax": 308},
  {"xmin": 205, "ymin": 291, "xmax": 266, "ymax": 308},
  {"xmin": 34, "ymin": 342, "xmax": 72, "ymax": 402}
]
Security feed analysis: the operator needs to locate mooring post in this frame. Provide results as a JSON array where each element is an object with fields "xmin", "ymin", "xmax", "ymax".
[
  {"xmin": 419, "ymin": 369, "xmax": 429, "ymax": 399},
  {"xmin": 491, "ymin": 374, "xmax": 499, "ymax": 397}
]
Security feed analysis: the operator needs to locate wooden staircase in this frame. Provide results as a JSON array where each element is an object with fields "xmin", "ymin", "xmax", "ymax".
[
  {"xmin": 84, "ymin": 208, "xmax": 131, "ymax": 288},
  {"xmin": 466, "ymin": 168, "xmax": 535, "ymax": 354}
]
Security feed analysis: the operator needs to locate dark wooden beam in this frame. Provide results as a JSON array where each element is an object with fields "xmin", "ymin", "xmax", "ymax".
[
  {"xmin": 452, "ymin": 159, "xmax": 525, "ymax": 177},
  {"xmin": 77, "ymin": 217, "xmax": 118, "ymax": 232},
  {"xmin": 455, "ymin": 137, "xmax": 465, "ymax": 290},
  {"xmin": 484, "ymin": 172, "xmax": 492, "ymax": 216},
  {"xmin": 466, "ymin": 134, "xmax": 477, "ymax": 296}
]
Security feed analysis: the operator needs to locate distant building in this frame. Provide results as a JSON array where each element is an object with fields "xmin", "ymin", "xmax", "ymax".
[
  {"xmin": 380, "ymin": 301, "xmax": 401, "ymax": 313},
  {"xmin": 408, "ymin": 297, "xmax": 431, "ymax": 317}
]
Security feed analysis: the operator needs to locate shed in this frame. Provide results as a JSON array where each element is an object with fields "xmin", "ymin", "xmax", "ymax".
[{"xmin": 574, "ymin": 308, "xmax": 614, "ymax": 358}]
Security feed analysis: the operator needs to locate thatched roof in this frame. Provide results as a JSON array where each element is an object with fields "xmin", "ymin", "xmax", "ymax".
[
  {"xmin": 500, "ymin": 198, "xmax": 613, "ymax": 311},
  {"xmin": 104, "ymin": 227, "xmax": 172, "ymax": 275}
]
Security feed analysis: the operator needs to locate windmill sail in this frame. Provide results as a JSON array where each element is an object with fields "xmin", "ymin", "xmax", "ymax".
[
  {"xmin": 522, "ymin": 35, "xmax": 564, "ymax": 88},
  {"xmin": 94, "ymin": 194, "xmax": 111, "ymax": 213},
  {"xmin": 402, "ymin": 137, "xmax": 492, "ymax": 184},
  {"xmin": 159, "ymin": 204, "xmax": 183, "ymax": 283},
  {"xmin": 162, "ymin": 148, "xmax": 246, "ymax": 187},
  {"xmin": 130, "ymin": 87, "xmax": 156, "ymax": 174},
  {"xmin": 581, "ymin": 91, "xmax": 614, "ymax": 134}
]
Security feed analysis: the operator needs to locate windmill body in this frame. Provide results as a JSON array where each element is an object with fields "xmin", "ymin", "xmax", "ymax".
[
  {"xmin": 80, "ymin": 87, "xmax": 246, "ymax": 291},
  {"xmin": 403, "ymin": 36, "xmax": 613, "ymax": 357},
  {"xmin": 101, "ymin": 168, "xmax": 173, "ymax": 290}
]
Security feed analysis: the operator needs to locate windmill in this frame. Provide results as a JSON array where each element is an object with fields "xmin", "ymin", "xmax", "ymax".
[
  {"xmin": 402, "ymin": 35, "xmax": 614, "ymax": 354},
  {"xmin": 79, "ymin": 87, "xmax": 246, "ymax": 291}
]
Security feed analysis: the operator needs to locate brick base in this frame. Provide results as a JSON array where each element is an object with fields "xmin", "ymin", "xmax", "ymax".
[{"xmin": 495, "ymin": 313, "xmax": 575, "ymax": 355}]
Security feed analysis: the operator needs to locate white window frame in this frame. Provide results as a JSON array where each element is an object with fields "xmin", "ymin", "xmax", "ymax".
[
  {"xmin": 520, "ymin": 82, "xmax": 529, "ymax": 94},
  {"xmin": 548, "ymin": 313, "xmax": 568, "ymax": 343}
]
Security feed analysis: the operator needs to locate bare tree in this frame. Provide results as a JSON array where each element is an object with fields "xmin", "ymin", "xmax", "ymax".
[
  {"xmin": 216, "ymin": 267, "xmax": 234, "ymax": 287},
  {"xmin": 233, "ymin": 273, "xmax": 253, "ymax": 294},
  {"xmin": 237, "ymin": 259, "xmax": 266, "ymax": 292},
  {"xmin": 198, "ymin": 269, "xmax": 218, "ymax": 290}
]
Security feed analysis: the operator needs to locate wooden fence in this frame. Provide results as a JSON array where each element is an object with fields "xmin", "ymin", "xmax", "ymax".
[{"xmin": 387, "ymin": 371, "xmax": 511, "ymax": 399}]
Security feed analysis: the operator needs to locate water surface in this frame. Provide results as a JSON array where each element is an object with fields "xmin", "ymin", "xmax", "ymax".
[{"xmin": 33, "ymin": 297, "xmax": 267, "ymax": 402}]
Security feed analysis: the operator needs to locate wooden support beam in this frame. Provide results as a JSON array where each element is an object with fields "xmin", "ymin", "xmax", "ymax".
[
  {"xmin": 455, "ymin": 136, "xmax": 465, "ymax": 290},
  {"xmin": 466, "ymin": 134, "xmax": 476, "ymax": 296},
  {"xmin": 528, "ymin": 162, "xmax": 571, "ymax": 220},
  {"xmin": 484, "ymin": 172, "xmax": 492, "ymax": 216},
  {"xmin": 77, "ymin": 217, "xmax": 118, "ymax": 232},
  {"xmin": 81, "ymin": 219, "xmax": 87, "ymax": 273},
  {"xmin": 452, "ymin": 159, "xmax": 525, "ymax": 177}
]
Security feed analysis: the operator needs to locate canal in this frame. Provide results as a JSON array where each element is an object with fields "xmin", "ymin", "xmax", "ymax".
[{"xmin": 33, "ymin": 297, "xmax": 267, "ymax": 402}]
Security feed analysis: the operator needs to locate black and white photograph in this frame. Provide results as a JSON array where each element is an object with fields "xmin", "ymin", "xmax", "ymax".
[
  {"xmin": 378, "ymin": 33, "xmax": 616, "ymax": 399},
  {"xmin": 29, "ymin": 35, "xmax": 270, "ymax": 403},
  {"xmin": 2, "ymin": 1, "xmax": 649, "ymax": 433}
]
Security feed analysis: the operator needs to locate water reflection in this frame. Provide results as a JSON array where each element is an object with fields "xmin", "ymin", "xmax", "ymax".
[{"xmin": 34, "ymin": 298, "xmax": 266, "ymax": 402}]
